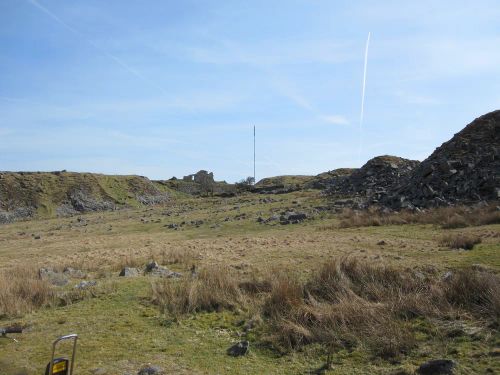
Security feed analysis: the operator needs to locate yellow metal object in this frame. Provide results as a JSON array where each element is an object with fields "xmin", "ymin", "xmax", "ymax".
[
  {"xmin": 46, "ymin": 334, "xmax": 78, "ymax": 375},
  {"xmin": 52, "ymin": 360, "xmax": 67, "ymax": 373}
]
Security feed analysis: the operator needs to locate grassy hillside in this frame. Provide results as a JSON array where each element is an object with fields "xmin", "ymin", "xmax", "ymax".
[
  {"xmin": 0, "ymin": 191, "xmax": 498, "ymax": 374},
  {"xmin": 0, "ymin": 171, "xmax": 175, "ymax": 222},
  {"xmin": 255, "ymin": 169, "xmax": 357, "ymax": 190},
  {"xmin": 256, "ymin": 175, "xmax": 314, "ymax": 188}
]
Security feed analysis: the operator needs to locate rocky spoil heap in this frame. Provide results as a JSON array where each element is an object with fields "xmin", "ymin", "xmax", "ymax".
[
  {"xmin": 385, "ymin": 110, "xmax": 500, "ymax": 208},
  {"xmin": 305, "ymin": 168, "xmax": 357, "ymax": 190},
  {"xmin": 326, "ymin": 156, "xmax": 420, "ymax": 203}
]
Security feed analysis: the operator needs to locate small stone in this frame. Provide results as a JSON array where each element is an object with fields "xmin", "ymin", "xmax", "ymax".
[
  {"xmin": 227, "ymin": 340, "xmax": 249, "ymax": 357},
  {"xmin": 74, "ymin": 280, "xmax": 97, "ymax": 290},
  {"xmin": 119, "ymin": 267, "xmax": 140, "ymax": 277},
  {"xmin": 417, "ymin": 359, "xmax": 456, "ymax": 375},
  {"xmin": 91, "ymin": 368, "xmax": 107, "ymax": 375},
  {"xmin": 144, "ymin": 261, "xmax": 181, "ymax": 278},
  {"xmin": 39, "ymin": 267, "xmax": 69, "ymax": 286},
  {"xmin": 63, "ymin": 267, "xmax": 86, "ymax": 278},
  {"xmin": 145, "ymin": 261, "xmax": 159, "ymax": 272},
  {"xmin": 442, "ymin": 271, "xmax": 453, "ymax": 281},
  {"xmin": 137, "ymin": 365, "xmax": 164, "ymax": 375}
]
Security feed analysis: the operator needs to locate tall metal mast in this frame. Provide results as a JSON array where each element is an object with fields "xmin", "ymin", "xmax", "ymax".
[{"xmin": 253, "ymin": 125, "xmax": 256, "ymax": 185}]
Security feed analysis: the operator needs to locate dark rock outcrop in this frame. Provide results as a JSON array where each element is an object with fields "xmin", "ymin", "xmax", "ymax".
[
  {"xmin": 68, "ymin": 189, "xmax": 115, "ymax": 213},
  {"xmin": 326, "ymin": 156, "xmax": 420, "ymax": 203},
  {"xmin": 306, "ymin": 168, "xmax": 357, "ymax": 190},
  {"xmin": 386, "ymin": 110, "xmax": 500, "ymax": 208}
]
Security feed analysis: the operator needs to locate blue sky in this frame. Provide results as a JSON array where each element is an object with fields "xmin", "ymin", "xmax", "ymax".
[{"xmin": 1, "ymin": 0, "xmax": 499, "ymax": 182}]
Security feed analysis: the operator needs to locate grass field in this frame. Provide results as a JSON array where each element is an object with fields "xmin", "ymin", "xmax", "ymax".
[{"xmin": 0, "ymin": 191, "xmax": 499, "ymax": 375}]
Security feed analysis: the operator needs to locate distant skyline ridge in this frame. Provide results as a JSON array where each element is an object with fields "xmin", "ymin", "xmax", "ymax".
[{"xmin": 1, "ymin": 1, "xmax": 499, "ymax": 182}]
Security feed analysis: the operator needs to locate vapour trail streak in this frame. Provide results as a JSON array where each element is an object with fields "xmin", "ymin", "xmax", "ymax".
[
  {"xmin": 358, "ymin": 32, "xmax": 371, "ymax": 164},
  {"xmin": 27, "ymin": 0, "xmax": 167, "ymax": 95}
]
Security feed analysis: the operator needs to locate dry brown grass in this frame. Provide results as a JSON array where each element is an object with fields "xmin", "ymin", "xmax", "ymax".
[
  {"xmin": 261, "ymin": 259, "xmax": 425, "ymax": 357},
  {"xmin": 439, "ymin": 233, "xmax": 482, "ymax": 250},
  {"xmin": 337, "ymin": 205, "xmax": 500, "ymax": 229},
  {"xmin": 152, "ymin": 257, "xmax": 500, "ymax": 359},
  {"xmin": 0, "ymin": 266, "xmax": 55, "ymax": 318},
  {"xmin": 60, "ymin": 246, "xmax": 198, "ymax": 275},
  {"xmin": 444, "ymin": 268, "xmax": 500, "ymax": 325},
  {"xmin": 264, "ymin": 259, "xmax": 499, "ymax": 357},
  {"xmin": 151, "ymin": 264, "xmax": 242, "ymax": 317},
  {"xmin": 0, "ymin": 265, "xmax": 119, "ymax": 318},
  {"xmin": 157, "ymin": 247, "xmax": 197, "ymax": 266}
]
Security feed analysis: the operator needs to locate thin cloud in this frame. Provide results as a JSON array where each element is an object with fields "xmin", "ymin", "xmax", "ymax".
[
  {"xmin": 268, "ymin": 76, "xmax": 315, "ymax": 112},
  {"xmin": 320, "ymin": 115, "xmax": 349, "ymax": 125},
  {"xmin": 27, "ymin": 0, "xmax": 167, "ymax": 94},
  {"xmin": 190, "ymin": 35, "xmax": 350, "ymax": 125}
]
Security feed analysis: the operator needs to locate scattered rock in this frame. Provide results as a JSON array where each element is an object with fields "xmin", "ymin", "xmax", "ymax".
[
  {"xmin": 265, "ymin": 214, "xmax": 280, "ymax": 223},
  {"xmin": 145, "ymin": 261, "xmax": 160, "ymax": 272},
  {"xmin": 442, "ymin": 271, "xmax": 453, "ymax": 281},
  {"xmin": 74, "ymin": 280, "xmax": 97, "ymax": 290},
  {"xmin": 119, "ymin": 267, "xmax": 140, "ymax": 277},
  {"xmin": 227, "ymin": 341, "xmax": 249, "ymax": 357},
  {"xmin": 144, "ymin": 261, "xmax": 181, "ymax": 278},
  {"xmin": 280, "ymin": 211, "xmax": 307, "ymax": 225},
  {"xmin": 137, "ymin": 365, "xmax": 164, "ymax": 375},
  {"xmin": 0, "ymin": 207, "xmax": 34, "ymax": 224},
  {"xmin": 377, "ymin": 240, "xmax": 387, "ymax": 246},
  {"xmin": 39, "ymin": 267, "xmax": 69, "ymax": 286},
  {"xmin": 63, "ymin": 267, "xmax": 86, "ymax": 279},
  {"xmin": 417, "ymin": 359, "xmax": 456, "ymax": 375}
]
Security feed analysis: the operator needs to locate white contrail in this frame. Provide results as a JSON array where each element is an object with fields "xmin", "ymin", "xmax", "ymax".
[
  {"xmin": 27, "ymin": 0, "xmax": 167, "ymax": 94},
  {"xmin": 358, "ymin": 32, "xmax": 371, "ymax": 164}
]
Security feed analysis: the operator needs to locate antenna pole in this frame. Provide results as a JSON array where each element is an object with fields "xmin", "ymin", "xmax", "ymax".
[{"xmin": 253, "ymin": 125, "xmax": 256, "ymax": 185}]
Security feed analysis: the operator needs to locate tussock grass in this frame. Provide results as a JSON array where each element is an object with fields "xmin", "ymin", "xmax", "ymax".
[
  {"xmin": 0, "ymin": 266, "xmax": 55, "ymax": 318},
  {"xmin": 336, "ymin": 205, "xmax": 500, "ymax": 229},
  {"xmin": 262, "ymin": 260, "xmax": 499, "ymax": 357},
  {"xmin": 444, "ymin": 269, "xmax": 500, "ymax": 325},
  {"xmin": 439, "ymin": 233, "xmax": 482, "ymax": 250},
  {"xmin": 151, "ymin": 264, "xmax": 242, "ymax": 317},
  {"xmin": 158, "ymin": 247, "xmax": 197, "ymax": 266},
  {"xmin": 0, "ymin": 266, "xmax": 119, "ymax": 318},
  {"xmin": 152, "ymin": 258, "xmax": 500, "ymax": 359},
  {"xmin": 262, "ymin": 260, "xmax": 424, "ymax": 357}
]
